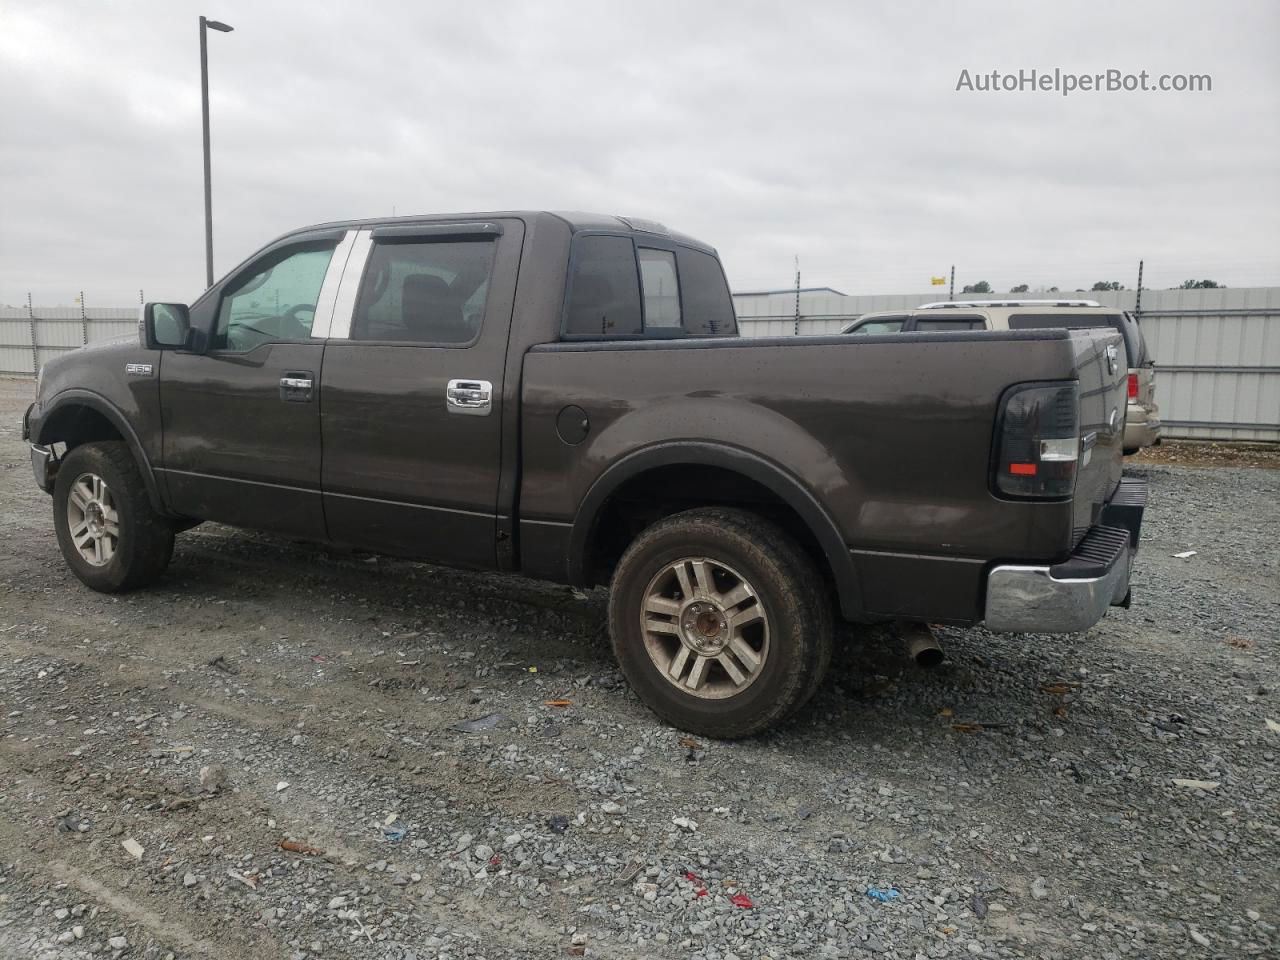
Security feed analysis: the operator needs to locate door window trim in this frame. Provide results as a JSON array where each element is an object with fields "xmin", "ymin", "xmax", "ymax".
[
  {"xmin": 310, "ymin": 230, "xmax": 356, "ymax": 339},
  {"xmin": 327, "ymin": 229, "xmax": 375, "ymax": 340}
]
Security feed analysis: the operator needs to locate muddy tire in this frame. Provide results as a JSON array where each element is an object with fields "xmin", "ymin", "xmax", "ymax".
[
  {"xmin": 608, "ymin": 507, "xmax": 833, "ymax": 739},
  {"xmin": 52, "ymin": 441, "xmax": 175, "ymax": 592}
]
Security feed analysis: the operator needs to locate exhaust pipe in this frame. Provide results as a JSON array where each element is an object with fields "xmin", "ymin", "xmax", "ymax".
[{"xmin": 897, "ymin": 621, "xmax": 944, "ymax": 668}]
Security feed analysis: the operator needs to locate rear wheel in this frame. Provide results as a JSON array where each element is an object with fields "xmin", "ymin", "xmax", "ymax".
[
  {"xmin": 608, "ymin": 507, "xmax": 833, "ymax": 738},
  {"xmin": 52, "ymin": 441, "xmax": 174, "ymax": 592}
]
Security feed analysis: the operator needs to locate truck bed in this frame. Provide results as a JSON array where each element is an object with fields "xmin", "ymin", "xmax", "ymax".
[{"xmin": 518, "ymin": 326, "xmax": 1126, "ymax": 624}]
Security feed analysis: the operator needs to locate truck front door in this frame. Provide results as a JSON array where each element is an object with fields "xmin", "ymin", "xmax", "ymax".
[
  {"xmin": 158, "ymin": 230, "xmax": 352, "ymax": 536},
  {"xmin": 319, "ymin": 219, "xmax": 523, "ymax": 569}
]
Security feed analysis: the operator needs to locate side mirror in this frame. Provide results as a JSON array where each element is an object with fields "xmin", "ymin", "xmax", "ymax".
[{"xmin": 142, "ymin": 303, "xmax": 192, "ymax": 350}]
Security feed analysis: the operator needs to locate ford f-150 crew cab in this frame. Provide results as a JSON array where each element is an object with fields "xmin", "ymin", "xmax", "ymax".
[{"xmin": 23, "ymin": 211, "xmax": 1147, "ymax": 737}]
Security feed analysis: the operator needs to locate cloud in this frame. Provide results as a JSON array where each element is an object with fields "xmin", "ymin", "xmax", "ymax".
[{"xmin": 1, "ymin": 0, "xmax": 1277, "ymax": 305}]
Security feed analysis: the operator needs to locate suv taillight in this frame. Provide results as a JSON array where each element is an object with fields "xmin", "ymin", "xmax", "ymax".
[
  {"xmin": 996, "ymin": 382, "xmax": 1079, "ymax": 498},
  {"xmin": 1127, "ymin": 373, "xmax": 1139, "ymax": 399}
]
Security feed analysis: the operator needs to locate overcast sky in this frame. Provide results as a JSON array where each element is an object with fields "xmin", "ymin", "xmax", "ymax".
[{"xmin": 2, "ymin": 0, "xmax": 1277, "ymax": 306}]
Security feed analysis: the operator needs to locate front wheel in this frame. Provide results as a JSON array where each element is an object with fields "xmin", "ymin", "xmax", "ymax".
[
  {"xmin": 608, "ymin": 507, "xmax": 833, "ymax": 738},
  {"xmin": 52, "ymin": 441, "xmax": 175, "ymax": 592}
]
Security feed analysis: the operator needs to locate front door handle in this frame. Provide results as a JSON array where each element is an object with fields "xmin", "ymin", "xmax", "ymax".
[
  {"xmin": 446, "ymin": 379, "xmax": 493, "ymax": 416},
  {"xmin": 279, "ymin": 372, "xmax": 314, "ymax": 402}
]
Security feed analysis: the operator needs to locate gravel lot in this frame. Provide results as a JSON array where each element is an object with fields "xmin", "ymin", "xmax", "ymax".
[{"xmin": 1, "ymin": 376, "xmax": 1276, "ymax": 960}]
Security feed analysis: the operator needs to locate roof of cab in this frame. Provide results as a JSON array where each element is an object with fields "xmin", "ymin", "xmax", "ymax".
[{"xmin": 288, "ymin": 211, "xmax": 717, "ymax": 254}]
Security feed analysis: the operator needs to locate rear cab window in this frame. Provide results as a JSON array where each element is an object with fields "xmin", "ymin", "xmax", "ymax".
[
  {"xmin": 563, "ymin": 234, "xmax": 737, "ymax": 339},
  {"xmin": 1007, "ymin": 312, "xmax": 1145, "ymax": 367}
]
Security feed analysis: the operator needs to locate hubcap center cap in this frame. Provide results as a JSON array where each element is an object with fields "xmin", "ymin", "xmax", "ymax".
[
  {"xmin": 681, "ymin": 602, "xmax": 728, "ymax": 654},
  {"xmin": 86, "ymin": 502, "xmax": 105, "ymax": 537}
]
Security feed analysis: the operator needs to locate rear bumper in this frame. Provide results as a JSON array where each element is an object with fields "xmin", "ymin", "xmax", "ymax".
[{"xmin": 984, "ymin": 477, "xmax": 1147, "ymax": 633}]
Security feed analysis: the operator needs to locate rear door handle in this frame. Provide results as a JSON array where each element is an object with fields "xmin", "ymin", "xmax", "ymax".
[
  {"xmin": 446, "ymin": 379, "xmax": 492, "ymax": 416},
  {"xmin": 279, "ymin": 372, "xmax": 314, "ymax": 402}
]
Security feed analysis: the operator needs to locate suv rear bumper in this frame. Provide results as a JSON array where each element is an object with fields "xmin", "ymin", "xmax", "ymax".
[
  {"xmin": 1123, "ymin": 414, "xmax": 1162, "ymax": 451},
  {"xmin": 984, "ymin": 477, "xmax": 1147, "ymax": 633}
]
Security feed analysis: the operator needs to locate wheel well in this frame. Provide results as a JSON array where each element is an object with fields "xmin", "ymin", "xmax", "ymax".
[
  {"xmin": 583, "ymin": 464, "xmax": 832, "ymax": 589},
  {"xmin": 40, "ymin": 404, "xmax": 125, "ymax": 453}
]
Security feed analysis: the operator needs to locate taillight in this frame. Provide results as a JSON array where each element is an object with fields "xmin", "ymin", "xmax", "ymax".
[
  {"xmin": 996, "ymin": 382, "xmax": 1079, "ymax": 498},
  {"xmin": 1127, "ymin": 373, "xmax": 1139, "ymax": 399}
]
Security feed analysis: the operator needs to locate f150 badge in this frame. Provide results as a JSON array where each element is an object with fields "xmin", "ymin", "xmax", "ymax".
[{"xmin": 125, "ymin": 363, "xmax": 153, "ymax": 377}]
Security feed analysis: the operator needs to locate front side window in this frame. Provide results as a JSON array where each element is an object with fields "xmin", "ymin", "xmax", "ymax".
[
  {"xmin": 847, "ymin": 316, "xmax": 905, "ymax": 335},
  {"xmin": 638, "ymin": 248, "xmax": 682, "ymax": 329},
  {"xmin": 214, "ymin": 242, "xmax": 336, "ymax": 351},
  {"xmin": 352, "ymin": 239, "xmax": 495, "ymax": 344},
  {"xmin": 564, "ymin": 235, "xmax": 643, "ymax": 336}
]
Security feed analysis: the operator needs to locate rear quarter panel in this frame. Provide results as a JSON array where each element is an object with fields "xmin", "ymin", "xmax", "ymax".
[{"xmin": 520, "ymin": 331, "xmax": 1090, "ymax": 590}]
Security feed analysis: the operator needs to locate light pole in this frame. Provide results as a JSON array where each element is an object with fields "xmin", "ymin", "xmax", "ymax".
[{"xmin": 199, "ymin": 16, "xmax": 233, "ymax": 288}]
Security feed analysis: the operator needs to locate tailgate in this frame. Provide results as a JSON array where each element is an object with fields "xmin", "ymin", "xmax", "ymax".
[{"xmin": 1069, "ymin": 330, "xmax": 1127, "ymax": 545}]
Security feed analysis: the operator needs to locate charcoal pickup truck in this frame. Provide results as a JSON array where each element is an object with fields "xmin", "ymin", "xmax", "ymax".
[{"xmin": 23, "ymin": 211, "xmax": 1146, "ymax": 737}]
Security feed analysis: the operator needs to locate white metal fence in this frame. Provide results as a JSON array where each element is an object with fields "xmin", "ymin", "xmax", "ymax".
[
  {"xmin": 5, "ymin": 288, "xmax": 1278, "ymax": 442},
  {"xmin": 1, "ymin": 306, "xmax": 138, "ymax": 376},
  {"xmin": 734, "ymin": 286, "xmax": 1280, "ymax": 442}
]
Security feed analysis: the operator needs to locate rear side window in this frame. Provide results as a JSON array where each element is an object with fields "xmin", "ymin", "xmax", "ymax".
[
  {"xmin": 676, "ymin": 247, "xmax": 737, "ymax": 336},
  {"xmin": 564, "ymin": 236, "xmax": 643, "ymax": 336},
  {"xmin": 352, "ymin": 239, "xmax": 495, "ymax": 344},
  {"xmin": 1008, "ymin": 312, "xmax": 1142, "ymax": 367},
  {"xmin": 913, "ymin": 316, "xmax": 986, "ymax": 332}
]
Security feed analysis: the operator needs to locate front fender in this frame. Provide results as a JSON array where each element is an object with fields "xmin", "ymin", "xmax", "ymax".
[{"xmin": 34, "ymin": 389, "xmax": 170, "ymax": 516}]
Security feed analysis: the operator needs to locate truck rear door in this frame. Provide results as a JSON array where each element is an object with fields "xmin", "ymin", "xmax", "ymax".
[{"xmin": 318, "ymin": 219, "xmax": 524, "ymax": 569}]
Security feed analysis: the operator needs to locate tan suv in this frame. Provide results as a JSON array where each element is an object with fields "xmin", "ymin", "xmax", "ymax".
[{"xmin": 843, "ymin": 300, "xmax": 1161, "ymax": 454}]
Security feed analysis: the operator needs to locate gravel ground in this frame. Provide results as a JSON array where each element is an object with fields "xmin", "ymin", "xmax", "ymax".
[
  {"xmin": 1127, "ymin": 440, "xmax": 1280, "ymax": 470},
  {"xmin": 1, "ymin": 376, "xmax": 1276, "ymax": 960}
]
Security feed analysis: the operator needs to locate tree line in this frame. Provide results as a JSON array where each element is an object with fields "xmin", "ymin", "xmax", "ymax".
[{"xmin": 960, "ymin": 279, "xmax": 1224, "ymax": 294}]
